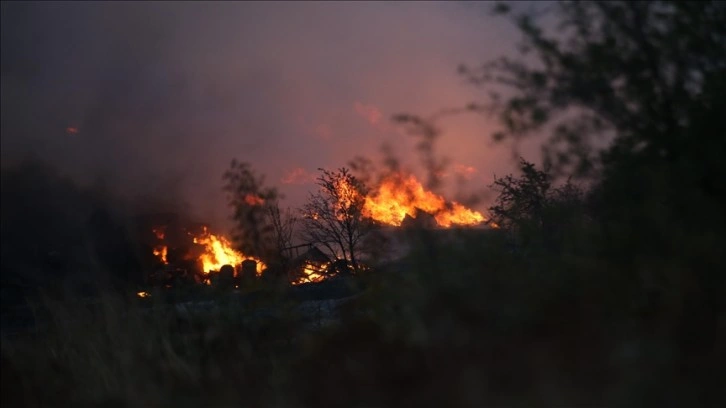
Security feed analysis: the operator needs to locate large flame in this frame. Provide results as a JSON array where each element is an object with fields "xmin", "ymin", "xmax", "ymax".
[
  {"xmin": 362, "ymin": 173, "xmax": 486, "ymax": 227},
  {"xmin": 149, "ymin": 224, "xmax": 266, "ymax": 283},
  {"xmin": 192, "ymin": 227, "xmax": 266, "ymax": 276}
]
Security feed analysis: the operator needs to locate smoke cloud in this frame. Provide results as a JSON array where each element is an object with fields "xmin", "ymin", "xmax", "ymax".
[{"xmin": 1, "ymin": 1, "xmax": 540, "ymax": 229}]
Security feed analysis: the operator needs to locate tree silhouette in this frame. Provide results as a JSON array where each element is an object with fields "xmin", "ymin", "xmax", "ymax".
[
  {"xmin": 462, "ymin": 0, "xmax": 726, "ymax": 180},
  {"xmin": 222, "ymin": 159, "xmax": 280, "ymax": 260},
  {"xmin": 299, "ymin": 168, "xmax": 372, "ymax": 272},
  {"xmin": 489, "ymin": 157, "xmax": 585, "ymax": 251}
]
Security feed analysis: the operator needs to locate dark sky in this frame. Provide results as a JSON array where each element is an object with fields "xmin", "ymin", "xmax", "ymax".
[{"xmin": 1, "ymin": 1, "xmax": 546, "ymax": 229}]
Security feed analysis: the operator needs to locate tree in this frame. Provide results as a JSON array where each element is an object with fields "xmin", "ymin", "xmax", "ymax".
[
  {"xmin": 299, "ymin": 168, "xmax": 372, "ymax": 271},
  {"xmin": 489, "ymin": 157, "xmax": 585, "ymax": 251},
  {"xmin": 461, "ymin": 1, "xmax": 726, "ymax": 181},
  {"xmin": 462, "ymin": 0, "xmax": 726, "ymax": 257},
  {"xmin": 469, "ymin": 3, "xmax": 726, "ymax": 395},
  {"xmin": 222, "ymin": 160, "xmax": 280, "ymax": 259},
  {"xmin": 266, "ymin": 203, "xmax": 297, "ymax": 267}
]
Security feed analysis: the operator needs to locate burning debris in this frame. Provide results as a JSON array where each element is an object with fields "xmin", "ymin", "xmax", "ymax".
[
  {"xmin": 192, "ymin": 227, "xmax": 266, "ymax": 277},
  {"xmin": 291, "ymin": 245, "xmax": 332, "ymax": 285},
  {"xmin": 138, "ymin": 213, "xmax": 265, "ymax": 291},
  {"xmin": 135, "ymin": 171, "xmax": 487, "ymax": 295}
]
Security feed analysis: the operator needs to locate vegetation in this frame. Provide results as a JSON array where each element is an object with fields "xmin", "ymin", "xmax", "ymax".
[
  {"xmin": 222, "ymin": 159, "xmax": 282, "ymax": 261},
  {"xmin": 299, "ymin": 168, "xmax": 373, "ymax": 271},
  {"xmin": 3, "ymin": 1, "xmax": 725, "ymax": 407}
]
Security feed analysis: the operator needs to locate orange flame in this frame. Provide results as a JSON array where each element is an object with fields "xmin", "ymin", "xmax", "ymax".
[
  {"xmin": 292, "ymin": 261, "xmax": 330, "ymax": 285},
  {"xmin": 153, "ymin": 245, "xmax": 168, "ymax": 264},
  {"xmin": 333, "ymin": 176, "xmax": 364, "ymax": 218},
  {"xmin": 192, "ymin": 227, "xmax": 266, "ymax": 276},
  {"xmin": 362, "ymin": 173, "xmax": 486, "ymax": 227}
]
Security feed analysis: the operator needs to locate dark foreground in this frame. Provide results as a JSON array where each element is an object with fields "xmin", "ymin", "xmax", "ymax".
[{"xmin": 2, "ymin": 261, "xmax": 724, "ymax": 408}]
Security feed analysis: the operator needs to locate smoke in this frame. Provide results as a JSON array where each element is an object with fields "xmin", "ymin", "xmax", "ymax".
[{"xmin": 1, "ymin": 1, "xmax": 532, "ymax": 229}]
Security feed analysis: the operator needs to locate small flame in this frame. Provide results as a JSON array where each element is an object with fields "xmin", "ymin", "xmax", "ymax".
[
  {"xmin": 362, "ymin": 173, "xmax": 486, "ymax": 227},
  {"xmin": 292, "ymin": 261, "xmax": 330, "ymax": 285},
  {"xmin": 137, "ymin": 291, "xmax": 150, "ymax": 298},
  {"xmin": 153, "ymin": 245, "xmax": 168, "ymax": 264}
]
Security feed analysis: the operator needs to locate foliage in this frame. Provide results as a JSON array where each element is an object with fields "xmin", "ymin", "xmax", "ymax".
[
  {"xmin": 3, "ymin": 2, "xmax": 726, "ymax": 407},
  {"xmin": 463, "ymin": 0, "xmax": 726, "ymax": 179},
  {"xmin": 489, "ymin": 157, "xmax": 587, "ymax": 252},
  {"xmin": 222, "ymin": 159, "xmax": 283, "ymax": 261},
  {"xmin": 456, "ymin": 0, "xmax": 726, "ymax": 320}
]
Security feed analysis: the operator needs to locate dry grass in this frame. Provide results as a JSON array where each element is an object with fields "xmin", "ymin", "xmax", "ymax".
[{"xmin": 2, "ymin": 233, "xmax": 725, "ymax": 408}]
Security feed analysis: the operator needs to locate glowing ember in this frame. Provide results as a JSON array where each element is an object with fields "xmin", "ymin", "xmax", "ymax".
[
  {"xmin": 192, "ymin": 227, "xmax": 266, "ymax": 275},
  {"xmin": 292, "ymin": 261, "xmax": 330, "ymax": 285},
  {"xmin": 362, "ymin": 173, "xmax": 486, "ymax": 227},
  {"xmin": 152, "ymin": 227, "xmax": 165, "ymax": 240},
  {"xmin": 137, "ymin": 291, "xmax": 150, "ymax": 298}
]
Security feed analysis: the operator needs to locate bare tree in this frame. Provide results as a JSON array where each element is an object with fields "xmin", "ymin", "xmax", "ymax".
[
  {"xmin": 266, "ymin": 203, "xmax": 297, "ymax": 265},
  {"xmin": 299, "ymin": 168, "xmax": 372, "ymax": 271}
]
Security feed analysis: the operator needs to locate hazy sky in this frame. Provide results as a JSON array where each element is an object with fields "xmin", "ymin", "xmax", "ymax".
[{"xmin": 1, "ymin": 1, "xmax": 545, "ymax": 229}]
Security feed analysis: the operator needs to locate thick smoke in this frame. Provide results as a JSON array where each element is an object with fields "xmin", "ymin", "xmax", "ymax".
[{"xmin": 1, "ymin": 1, "xmax": 536, "ymax": 232}]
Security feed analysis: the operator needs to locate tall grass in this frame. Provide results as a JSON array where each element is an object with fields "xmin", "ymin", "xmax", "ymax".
[{"xmin": 4, "ymin": 225, "xmax": 723, "ymax": 408}]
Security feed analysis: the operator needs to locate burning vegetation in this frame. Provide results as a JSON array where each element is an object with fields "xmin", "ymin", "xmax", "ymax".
[
  {"xmin": 139, "ymin": 169, "xmax": 488, "ymax": 293},
  {"xmin": 140, "ymin": 214, "xmax": 266, "ymax": 291},
  {"xmin": 192, "ymin": 227, "xmax": 266, "ymax": 276},
  {"xmin": 362, "ymin": 172, "xmax": 487, "ymax": 228}
]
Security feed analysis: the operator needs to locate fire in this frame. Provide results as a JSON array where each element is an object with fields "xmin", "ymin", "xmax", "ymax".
[
  {"xmin": 293, "ymin": 261, "xmax": 330, "ymax": 285},
  {"xmin": 137, "ymin": 291, "xmax": 151, "ymax": 298},
  {"xmin": 362, "ymin": 173, "xmax": 486, "ymax": 227},
  {"xmin": 153, "ymin": 245, "xmax": 168, "ymax": 264},
  {"xmin": 192, "ymin": 227, "xmax": 266, "ymax": 275}
]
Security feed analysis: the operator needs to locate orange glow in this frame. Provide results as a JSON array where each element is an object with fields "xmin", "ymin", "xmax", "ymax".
[
  {"xmin": 362, "ymin": 173, "xmax": 486, "ymax": 227},
  {"xmin": 244, "ymin": 194, "xmax": 265, "ymax": 206},
  {"xmin": 292, "ymin": 261, "xmax": 330, "ymax": 285},
  {"xmin": 334, "ymin": 176, "xmax": 363, "ymax": 215},
  {"xmin": 152, "ymin": 227, "xmax": 165, "ymax": 240},
  {"xmin": 192, "ymin": 227, "xmax": 266, "ymax": 276},
  {"xmin": 282, "ymin": 167, "xmax": 315, "ymax": 184},
  {"xmin": 153, "ymin": 245, "xmax": 168, "ymax": 264},
  {"xmin": 137, "ymin": 291, "xmax": 151, "ymax": 298}
]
